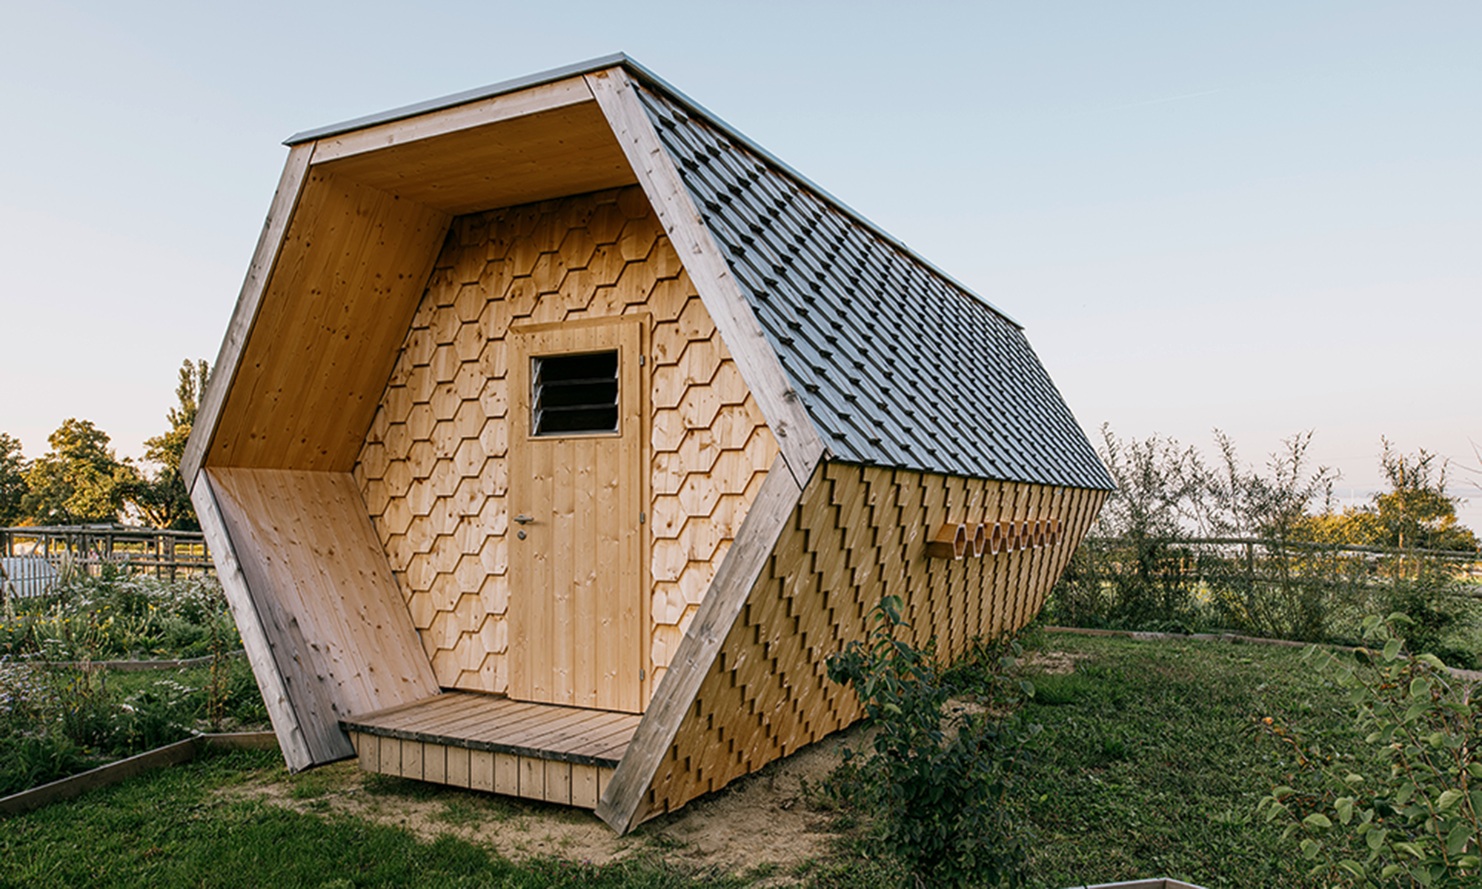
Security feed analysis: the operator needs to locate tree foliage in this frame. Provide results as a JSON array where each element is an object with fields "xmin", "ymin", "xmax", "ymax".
[
  {"xmin": 1257, "ymin": 615, "xmax": 1481, "ymax": 887},
  {"xmin": 1293, "ymin": 441, "xmax": 1479, "ymax": 553},
  {"xmin": 21, "ymin": 419, "xmax": 136, "ymax": 525},
  {"xmin": 0, "ymin": 434, "xmax": 27, "ymax": 526},
  {"xmin": 129, "ymin": 359, "xmax": 209, "ymax": 530}
]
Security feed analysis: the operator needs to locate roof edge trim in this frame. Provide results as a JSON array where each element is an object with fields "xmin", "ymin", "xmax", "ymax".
[
  {"xmin": 283, "ymin": 53, "xmax": 632, "ymax": 144},
  {"xmin": 284, "ymin": 54, "xmax": 1021, "ymax": 329}
]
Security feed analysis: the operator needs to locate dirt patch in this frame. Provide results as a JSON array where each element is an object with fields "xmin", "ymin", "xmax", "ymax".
[
  {"xmin": 1022, "ymin": 650, "xmax": 1091, "ymax": 675},
  {"xmin": 219, "ymin": 727, "xmax": 865, "ymax": 882}
]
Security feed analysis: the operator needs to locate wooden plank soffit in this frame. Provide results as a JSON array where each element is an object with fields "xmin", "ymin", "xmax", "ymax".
[
  {"xmin": 183, "ymin": 143, "xmax": 315, "ymax": 486},
  {"xmin": 190, "ymin": 470, "xmax": 315, "ymax": 770},
  {"xmin": 308, "ymin": 76, "xmax": 596, "ymax": 165},
  {"xmin": 585, "ymin": 68, "xmax": 827, "ymax": 489},
  {"xmin": 595, "ymin": 453, "xmax": 808, "ymax": 833}
]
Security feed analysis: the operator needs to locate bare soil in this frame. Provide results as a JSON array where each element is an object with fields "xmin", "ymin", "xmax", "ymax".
[
  {"xmin": 220, "ymin": 728, "xmax": 862, "ymax": 883},
  {"xmin": 219, "ymin": 652, "xmax": 1085, "ymax": 882}
]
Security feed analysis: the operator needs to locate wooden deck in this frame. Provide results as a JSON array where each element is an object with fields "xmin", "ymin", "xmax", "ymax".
[{"xmin": 342, "ymin": 692, "xmax": 641, "ymax": 809}]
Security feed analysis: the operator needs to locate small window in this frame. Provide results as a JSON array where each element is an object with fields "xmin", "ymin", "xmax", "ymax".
[{"xmin": 532, "ymin": 351, "xmax": 619, "ymax": 435}]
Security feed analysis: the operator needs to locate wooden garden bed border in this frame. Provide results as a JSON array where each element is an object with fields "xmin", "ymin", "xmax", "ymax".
[
  {"xmin": 28, "ymin": 650, "xmax": 247, "ymax": 672},
  {"xmin": 0, "ymin": 731, "xmax": 278, "ymax": 817}
]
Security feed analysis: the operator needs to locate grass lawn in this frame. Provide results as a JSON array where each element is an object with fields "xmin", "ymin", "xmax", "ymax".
[
  {"xmin": 3, "ymin": 631, "xmax": 1374, "ymax": 888},
  {"xmin": 1011, "ymin": 631, "xmax": 1369, "ymax": 888}
]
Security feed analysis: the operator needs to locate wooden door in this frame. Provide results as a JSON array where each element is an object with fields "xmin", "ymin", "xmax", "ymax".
[{"xmin": 509, "ymin": 316, "xmax": 646, "ymax": 713}]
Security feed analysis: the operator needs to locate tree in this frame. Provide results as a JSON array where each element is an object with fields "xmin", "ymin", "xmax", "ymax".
[
  {"xmin": 1205, "ymin": 430, "xmax": 1338, "ymax": 540},
  {"xmin": 0, "ymin": 433, "xmax": 27, "ymax": 525},
  {"xmin": 1093, "ymin": 424, "xmax": 1207, "ymax": 540},
  {"xmin": 21, "ymin": 419, "xmax": 137, "ymax": 525},
  {"xmin": 129, "ymin": 359, "xmax": 209, "ymax": 530},
  {"xmin": 1364, "ymin": 440, "xmax": 1477, "ymax": 552}
]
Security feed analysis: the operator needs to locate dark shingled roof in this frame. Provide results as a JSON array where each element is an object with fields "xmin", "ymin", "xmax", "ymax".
[{"xmin": 635, "ymin": 83, "xmax": 1113, "ymax": 492}]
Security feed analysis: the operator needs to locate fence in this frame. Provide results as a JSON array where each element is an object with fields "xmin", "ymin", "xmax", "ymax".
[
  {"xmin": 0, "ymin": 526, "xmax": 212, "ymax": 598},
  {"xmin": 1049, "ymin": 535, "xmax": 1482, "ymax": 649}
]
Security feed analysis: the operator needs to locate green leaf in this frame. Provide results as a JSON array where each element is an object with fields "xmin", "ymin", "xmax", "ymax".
[
  {"xmin": 1337, "ymin": 860, "xmax": 1366, "ymax": 879},
  {"xmin": 1367, "ymin": 827, "xmax": 1387, "ymax": 851},
  {"xmin": 1300, "ymin": 838, "xmax": 1320, "ymax": 859},
  {"xmin": 1409, "ymin": 677, "xmax": 1431, "ymax": 699},
  {"xmin": 1416, "ymin": 653, "xmax": 1447, "ymax": 670},
  {"xmin": 1383, "ymin": 638, "xmax": 1403, "ymax": 661},
  {"xmin": 1436, "ymin": 789, "xmax": 1464, "ymax": 812},
  {"xmin": 1336, "ymin": 797, "xmax": 1354, "ymax": 824},
  {"xmin": 1304, "ymin": 813, "xmax": 1333, "ymax": 830},
  {"xmin": 1445, "ymin": 821, "xmax": 1470, "ymax": 856},
  {"xmin": 1393, "ymin": 841, "xmax": 1425, "ymax": 860}
]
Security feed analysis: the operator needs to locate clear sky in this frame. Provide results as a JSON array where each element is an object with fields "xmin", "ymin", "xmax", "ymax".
[{"xmin": 2, "ymin": 1, "xmax": 1478, "ymax": 529}]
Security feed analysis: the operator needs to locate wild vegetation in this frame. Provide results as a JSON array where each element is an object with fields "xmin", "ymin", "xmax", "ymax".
[
  {"xmin": 0, "ymin": 567, "xmax": 259, "ymax": 796},
  {"xmin": 824, "ymin": 597, "xmax": 1038, "ymax": 887},
  {"xmin": 1047, "ymin": 428, "xmax": 1481, "ymax": 665},
  {"xmin": 1256, "ymin": 615, "xmax": 1480, "ymax": 887}
]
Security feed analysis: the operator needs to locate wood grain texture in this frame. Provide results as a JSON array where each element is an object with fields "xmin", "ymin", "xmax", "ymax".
[
  {"xmin": 596, "ymin": 453, "xmax": 802, "ymax": 832},
  {"xmin": 355, "ymin": 188, "xmax": 778, "ymax": 698},
  {"xmin": 184, "ymin": 143, "xmax": 315, "ymax": 486},
  {"xmin": 632, "ymin": 463, "xmax": 1107, "ymax": 825},
  {"xmin": 585, "ymin": 69, "xmax": 826, "ymax": 488},
  {"xmin": 509, "ymin": 318, "xmax": 646, "ymax": 712},
  {"xmin": 204, "ymin": 171, "xmax": 451, "ymax": 473},
  {"xmin": 343, "ymin": 691, "xmax": 638, "ymax": 768},
  {"xmin": 207, "ymin": 468, "xmax": 441, "ymax": 765},
  {"xmin": 310, "ymin": 76, "xmax": 595, "ymax": 164},
  {"xmin": 190, "ymin": 471, "xmax": 313, "ymax": 769}
]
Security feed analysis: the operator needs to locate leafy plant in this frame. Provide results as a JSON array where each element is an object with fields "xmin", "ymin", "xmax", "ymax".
[
  {"xmin": 825, "ymin": 596, "xmax": 1038, "ymax": 888},
  {"xmin": 1256, "ymin": 614, "xmax": 1480, "ymax": 886}
]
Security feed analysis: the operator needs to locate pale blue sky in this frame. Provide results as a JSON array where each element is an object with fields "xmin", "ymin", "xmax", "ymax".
[{"xmin": 2, "ymin": 1, "xmax": 1479, "ymax": 527}]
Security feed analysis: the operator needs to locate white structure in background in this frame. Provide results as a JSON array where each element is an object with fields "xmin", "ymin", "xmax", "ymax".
[{"xmin": 0, "ymin": 556, "xmax": 59, "ymax": 599}]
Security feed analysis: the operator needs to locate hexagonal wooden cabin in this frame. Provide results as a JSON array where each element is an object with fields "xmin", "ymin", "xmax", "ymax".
[{"xmin": 185, "ymin": 55, "xmax": 1114, "ymax": 833}]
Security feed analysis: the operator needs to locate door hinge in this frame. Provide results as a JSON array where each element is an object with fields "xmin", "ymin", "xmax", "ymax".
[
  {"xmin": 639, "ymin": 354, "xmax": 646, "ymax": 366},
  {"xmin": 639, "ymin": 511, "xmax": 646, "ymax": 524},
  {"xmin": 639, "ymin": 668, "xmax": 646, "ymax": 682}
]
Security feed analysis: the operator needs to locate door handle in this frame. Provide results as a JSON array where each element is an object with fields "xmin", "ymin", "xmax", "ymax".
[{"xmin": 513, "ymin": 515, "xmax": 535, "ymax": 525}]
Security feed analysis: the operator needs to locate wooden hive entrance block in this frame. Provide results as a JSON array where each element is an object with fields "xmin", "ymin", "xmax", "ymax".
[{"xmin": 343, "ymin": 692, "xmax": 638, "ymax": 809}]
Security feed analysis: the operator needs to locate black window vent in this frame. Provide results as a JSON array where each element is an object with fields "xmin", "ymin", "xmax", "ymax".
[{"xmin": 532, "ymin": 351, "xmax": 618, "ymax": 436}]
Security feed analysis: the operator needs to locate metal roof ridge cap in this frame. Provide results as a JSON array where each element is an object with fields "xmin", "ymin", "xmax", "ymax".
[
  {"xmin": 282, "ymin": 52, "xmax": 634, "ymax": 145},
  {"xmin": 618, "ymin": 61, "xmax": 1024, "ymax": 331}
]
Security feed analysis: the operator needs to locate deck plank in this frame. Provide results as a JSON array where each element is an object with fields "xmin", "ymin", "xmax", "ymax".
[{"xmin": 343, "ymin": 692, "xmax": 640, "ymax": 768}]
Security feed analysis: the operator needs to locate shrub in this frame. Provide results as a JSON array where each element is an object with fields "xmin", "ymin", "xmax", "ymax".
[
  {"xmin": 1256, "ymin": 614, "xmax": 1480, "ymax": 886},
  {"xmin": 825, "ymin": 596, "xmax": 1038, "ymax": 888},
  {"xmin": 0, "ymin": 570, "xmax": 236, "ymax": 661}
]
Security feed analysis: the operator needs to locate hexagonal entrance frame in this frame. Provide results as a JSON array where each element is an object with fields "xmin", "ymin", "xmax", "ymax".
[{"xmin": 186, "ymin": 56, "xmax": 1112, "ymax": 833}]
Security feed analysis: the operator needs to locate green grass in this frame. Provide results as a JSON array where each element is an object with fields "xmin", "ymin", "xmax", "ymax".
[
  {"xmin": 3, "ymin": 632, "xmax": 1378, "ymax": 887},
  {"xmin": 1010, "ymin": 631, "xmax": 1370, "ymax": 888},
  {"xmin": 1, "ymin": 749, "xmax": 742, "ymax": 888}
]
